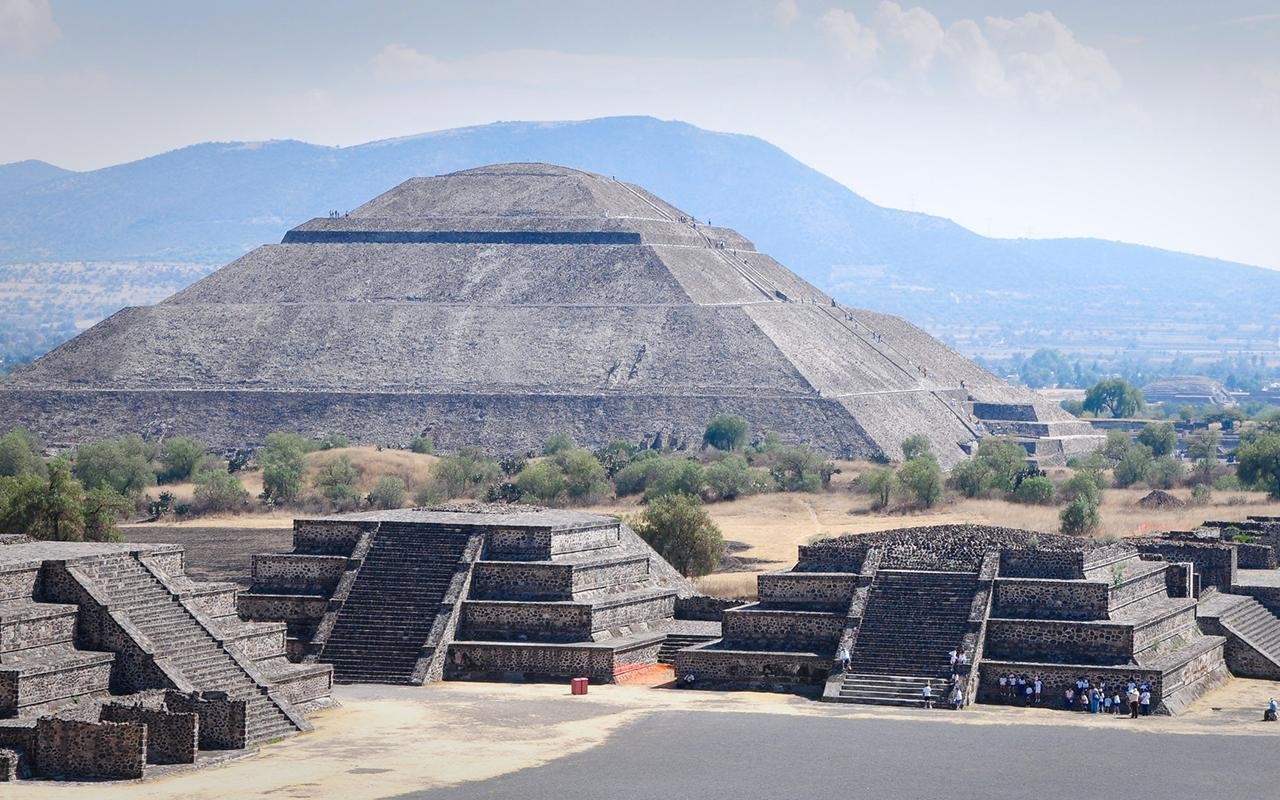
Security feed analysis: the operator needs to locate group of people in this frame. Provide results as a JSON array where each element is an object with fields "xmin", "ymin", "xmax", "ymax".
[{"xmin": 997, "ymin": 673, "xmax": 1154, "ymax": 718}]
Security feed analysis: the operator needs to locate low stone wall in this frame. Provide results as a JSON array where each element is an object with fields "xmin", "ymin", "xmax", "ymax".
[
  {"xmin": 756, "ymin": 572, "xmax": 858, "ymax": 608},
  {"xmin": 486, "ymin": 524, "xmax": 620, "ymax": 560},
  {"xmin": 1000, "ymin": 550, "xmax": 1085, "ymax": 580},
  {"xmin": 33, "ymin": 718, "xmax": 146, "ymax": 780},
  {"xmin": 590, "ymin": 593, "xmax": 675, "ymax": 632},
  {"xmin": 1107, "ymin": 564, "xmax": 1172, "ymax": 611},
  {"xmin": 470, "ymin": 561, "xmax": 574, "ymax": 600},
  {"xmin": 460, "ymin": 600, "xmax": 592, "ymax": 642},
  {"xmin": 251, "ymin": 553, "xmax": 347, "ymax": 592},
  {"xmin": 978, "ymin": 661, "xmax": 1164, "ymax": 709},
  {"xmin": 721, "ymin": 606, "xmax": 845, "ymax": 650},
  {"xmin": 673, "ymin": 644, "xmax": 830, "ymax": 688},
  {"xmin": 0, "ymin": 746, "xmax": 19, "ymax": 781},
  {"xmin": 1232, "ymin": 583, "xmax": 1280, "ymax": 617},
  {"xmin": 1132, "ymin": 605, "xmax": 1198, "ymax": 656},
  {"xmin": 4, "ymin": 657, "xmax": 114, "ymax": 714},
  {"xmin": 237, "ymin": 593, "xmax": 328, "ymax": 624},
  {"xmin": 1133, "ymin": 541, "xmax": 1236, "ymax": 593},
  {"xmin": 992, "ymin": 578, "xmax": 1109, "ymax": 620},
  {"xmin": 1235, "ymin": 542, "xmax": 1276, "ymax": 570},
  {"xmin": 985, "ymin": 618, "xmax": 1133, "ymax": 664},
  {"xmin": 292, "ymin": 521, "xmax": 367, "ymax": 555},
  {"xmin": 0, "ymin": 565, "xmax": 38, "ymax": 602},
  {"xmin": 164, "ymin": 690, "xmax": 247, "ymax": 750},
  {"xmin": 674, "ymin": 595, "xmax": 739, "ymax": 621},
  {"xmin": 0, "ymin": 604, "xmax": 76, "ymax": 654},
  {"xmin": 447, "ymin": 640, "xmax": 633, "ymax": 681},
  {"xmin": 100, "ymin": 703, "xmax": 197, "ymax": 765}
]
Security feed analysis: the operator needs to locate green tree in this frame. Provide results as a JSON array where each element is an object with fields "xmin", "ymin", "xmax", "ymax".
[
  {"xmin": 1145, "ymin": 456, "xmax": 1184, "ymax": 490},
  {"xmin": 0, "ymin": 458, "xmax": 127, "ymax": 542},
  {"xmin": 900, "ymin": 434, "xmax": 932, "ymax": 461},
  {"xmin": 1060, "ymin": 471, "xmax": 1103, "ymax": 506},
  {"xmin": 1237, "ymin": 431, "xmax": 1280, "ymax": 498},
  {"xmin": 193, "ymin": 470, "xmax": 250, "ymax": 513},
  {"xmin": 1102, "ymin": 430, "xmax": 1134, "ymax": 462},
  {"xmin": 897, "ymin": 455, "xmax": 944, "ymax": 508},
  {"xmin": 1136, "ymin": 423, "xmax": 1176, "ymax": 457},
  {"xmin": 157, "ymin": 436, "xmax": 206, "ymax": 484},
  {"xmin": 555, "ymin": 448, "xmax": 609, "ymax": 503},
  {"xmin": 318, "ymin": 434, "xmax": 351, "ymax": 450},
  {"xmin": 542, "ymin": 432, "xmax": 576, "ymax": 456},
  {"xmin": 1012, "ymin": 475, "xmax": 1055, "ymax": 504},
  {"xmin": 1083, "ymin": 378, "xmax": 1144, "ymax": 418},
  {"xmin": 594, "ymin": 440, "xmax": 638, "ymax": 478},
  {"xmin": 1112, "ymin": 445, "xmax": 1154, "ymax": 488},
  {"xmin": 1186, "ymin": 428, "xmax": 1222, "ymax": 485},
  {"xmin": 1018, "ymin": 348, "xmax": 1074, "ymax": 388},
  {"xmin": 260, "ymin": 432, "xmax": 309, "ymax": 503},
  {"xmin": 974, "ymin": 437, "xmax": 1027, "ymax": 493},
  {"xmin": 367, "ymin": 475, "xmax": 407, "ymax": 510},
  {"xmin": 314, "ymin": 454, "xmax": 361, "ymax": 506},
  {"xmin": 1060, "ymin": 495, "xmax": 1101, "ymax": 536},
  {"xmin": 769, "ymin": 446, "xmax": 834, "ymax": 493},
  {"xmin": 72, "ymin": 435, "xmax": 157, "ymax": 496},
  {"xmin": 0, "ymin": 427, "xmax": 45, "ymax": 478},
  {"xmin": 703, "ymin": 414, "xmax": 749, "ymax": 452},
  {"xmin": 515, "ymin": 461, "xmax": 567, "ymax": 504},
  {"xmin": 613, "ymin": 451, "xmax": 665, "ymax": 497},
  {"xmin": 644, "ymin": 459, "xmax": 706, "ymax": 501},
  {"xmin": 949, "ymin": 458, "xmax": 991, "ymax": 498},
  {"xmin": 633, "ymin": 494, "xmax": 725, "ymax": 577},
  {"xmin": 705, "ymin": 455, "xmax": 763, "ymax": 502},
  {"xmin": 430, "ymin": 448, "xmax": 502, "ymax": 498},
  {"xmin": 857, "ymin": 468, "xmax": 896, "ymax": 510},
  {"xmin": 409, "ymin": 435, "xmax": 434, "ymax": 455}
]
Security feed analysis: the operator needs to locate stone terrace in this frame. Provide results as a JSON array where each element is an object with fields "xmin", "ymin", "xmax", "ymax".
[
  {"xmin": 0, "ymin": 540, "xmax": 330, "ymax": 781},
  {"xmin": 673, "ymin": 524, "xmax": 1238, "ymax": 714},
  {"xmin": 238, "ymin": 505, "xmax": 714, "ymax": 686}
]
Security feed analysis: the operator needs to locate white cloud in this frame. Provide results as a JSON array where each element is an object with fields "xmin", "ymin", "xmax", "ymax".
[
  {"xmin": 0, "ymin": 0, "xmax": 60, "ymax": 57},
  {"xmin": 819, "ymin": 2, "xmax": 1119, "ymax": 102},
  {"xmin": 774, "ymin": 0, "xmax": 800, "ymax": 28},
  {"xmin": 819, "ymin": 8, "xmax": 880, "ymax": 75}
]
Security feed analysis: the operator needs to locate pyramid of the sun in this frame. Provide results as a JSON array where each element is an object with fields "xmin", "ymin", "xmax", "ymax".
[{"xmin": 0, "ymin": 163, "xmax": 1098, "ymax": 465}]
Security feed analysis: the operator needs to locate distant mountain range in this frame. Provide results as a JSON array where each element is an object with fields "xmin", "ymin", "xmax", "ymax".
[{"xmin": 2, "ymin": 116, "xmax": 1276, "ymax": 365}]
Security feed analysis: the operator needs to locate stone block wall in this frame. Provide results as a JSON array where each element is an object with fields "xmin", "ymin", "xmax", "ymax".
[
  {"xmin": 469, "ymin": 561, "xmax": 574, "ymax": 600},
  {"xmin": 1235, "ymin": 542, "xmax": 1276, "ymax": 570},
  {"xmin": 0, "ymin": 605, "xmax": 77, "ymax": 653},
  {"xmin": 163, "ymin": 690, "xmax": 247, "ymax": 750},
  {"xmin": 673, "ymin": 644, "xmax": 830, "ymax": 688},
  {"xmin": 985, "ymin": 618, "xmax": 1133, "ymax": 664},
  {"xmin": 992, "ymin": 578, "xmax": 1109, "ymax": 620},
  {"xmin": 978, "ymin": 661, "xmax": 1163, "ymax": 708},
  {"xmin": 999, "ymin": 550, "xmax": 1085, "ymax": 580},
  {"xmin": 4, "ymin": 658, "xmax": 114, "ymax": 714},
  {"xmin": 1107, "ymin": 564, "xmax": 1173, "ymax": 611},
  {"xmin": 459, "ymin": 600, "xmax": 592, "ymax": 642},
  {"xmin": 756, "ymin": 572, "xmax": 858, "ymax": 608},
  {"xmin": 674, "ymin": 595, "xmax": 739, "ymax": 621},
  {"xmin": 33, "ymin": 718, "xmax": 146, "ymax": 780},
  {"xmin": 1133, "ymin": 541, "xmax": 1236, "ymax": 593},
  {"xmin": 1132, "ymin": 605, "xmax": 1198, "ymax": 657},
  {"xmin": 0, "ymin": 565, "xmax": 38, "ymax": 601},
  {"xmin": 251, "ymin": 554, "xmax": 347, "ymax": 592},
  {"xmin": 0, "ymin": 747, "xmax": 19, "ymax": 781},
  {"xmin": 292, "ymin": 521, "xmax": 368, "ymax": 555},
  {"xmin": 721, "ymin": 606, "xmax": 845, "ymax": 650},
  {"xmin": 447, "ymin": 641, "xmax": 621, "ymax": 681},
  {"xmin": 100, "ymin": 703, "xmax": 197, "ymax": 765}
]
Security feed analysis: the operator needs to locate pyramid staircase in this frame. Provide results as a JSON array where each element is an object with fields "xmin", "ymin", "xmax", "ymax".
[
  {"xmin": 74, "ymin": 554, "xmax": 301, "ymax": 746},
  {"xmin": 836, "ymin": 570, "xmax": 978, "ymax": 707},
  {"xmin": 1197, "ymin": 591, "xmax": 1280, "ymax": 680},
  {"xmin": 657, "ymin": 632, "xmax": 719, "ymax": 665},
  {"xmin": 317, "ymin": 523, "xmax": 475, "ymax": 684}
]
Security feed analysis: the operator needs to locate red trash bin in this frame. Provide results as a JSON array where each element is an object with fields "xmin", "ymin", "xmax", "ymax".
[{"xmin": 571, "ymin": 677, "xmax": 589, "ymax": 695}]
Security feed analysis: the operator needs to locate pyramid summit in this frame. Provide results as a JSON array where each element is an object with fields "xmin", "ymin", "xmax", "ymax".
[{"xmin": 0, "ymin": 163, "xmax": 1098, "ymax": 464}]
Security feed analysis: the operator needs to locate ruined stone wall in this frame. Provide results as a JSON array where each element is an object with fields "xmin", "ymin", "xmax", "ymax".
[
  {"xmin": 33, "ymin": 718, "xmax": 146, "ymax": 780},
  {"xmin": 447, "ymin": 642, "xmax": 620, "ymax": 681},
  {"xmin": 1134, "ymin": 542, "xmax": 1236, "ymax": 592},
  {"xmin": 0, "ymin": 605, "xmax": 76, "ymax": 653},
  {"xmin": 0, "ymin": 565, "xmax": 38, "ymax": 601},
  {"xmin": 1234, "ymin": 542, "xmax": 1276, "ymax": 570},
  {"xmin": 99, "ymin": 703, "xmax": 197, "ymax": 765},
  {"xmin": 3, "ymin": 658, "xmax": 113, "ymax": 715},
  {"xmin": 1132, "ymin": 606, "xmax": 1198, "ymax": 655},
  {"xmin": 163, "ymin": 691, "xmax": 247, "ymax": 750},
  {"xmin": 1107, "ymin": 564, "xmax": 1172, "ymax": 610},
  {"xmin": 292, "ymin": 521, "xmax": 367, "ymax": 555},
  {"xmin": 674, "ymin": 595, "xmax": 739, "ymax": 621},
  {"xmin": 999, "ymin": 550, "xmax": 1085, "ymax": 579},
  {"xmin": 589, "ymin": 593, "xmax": 674, "ymax": 632},
  {"xmin": 460, "ymin": 600, "xmax": 591, "ymax": 641}
]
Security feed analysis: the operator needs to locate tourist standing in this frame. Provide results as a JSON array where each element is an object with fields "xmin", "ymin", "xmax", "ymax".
[
  {"xmin": 1112, "ymin": 691, "xmax": 1122, "ymax": 715},
  {"xmin": 1103, "ymin": 693, "xmax": 1112, "ymax": 714},
  {"xmin": 837, "ymin": 646, "xmax": 851, "ymax": 672},
  {"xmin": 952, "ymin": 686, "xmax": 965, "ymax": 710},
  {"xmin": 922, "ymin": 684, "xmax": 934, "ymax": 709},
  {"xmin": 1140, "ymin": 689, "xmax": 1151, "ymax": 716},
  {"xmin": 1127, "ymin": 686, "xmax": 1141, "ymax": 718},
  {"xmin": 999, "ymin": 674, "xmax": 1009, "ymax": 699},
  {"xmin": 1064, "ymin": 687, "xmax": 1074, "ymax": 710},
  {"xmin": 1033, "ymin": 675, "xmax": 1042, "ymax": 704}
]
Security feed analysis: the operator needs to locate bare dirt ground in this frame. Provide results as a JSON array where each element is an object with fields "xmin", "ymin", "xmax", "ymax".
[{"xmin": 6, "ymin": 678, "xmax": 1277, "ymax": 800}]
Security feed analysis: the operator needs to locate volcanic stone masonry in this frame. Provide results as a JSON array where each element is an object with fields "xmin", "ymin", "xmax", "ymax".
[
  {"xmin": 672, "ymin": 523, "xmax": 1280, "ymax": 713},
  {"xmin": 0, "ymin": 163, "xmax": 1100, "ymax": 467},
  {"xmin": 0, "ymin": 536, "xmax": 331, "ymax": 781}
]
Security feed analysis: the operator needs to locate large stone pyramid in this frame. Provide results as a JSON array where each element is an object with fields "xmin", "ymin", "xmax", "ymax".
[{"xmin": 0, "ymin": 163, "xmax": 1097, "ymax": 464}]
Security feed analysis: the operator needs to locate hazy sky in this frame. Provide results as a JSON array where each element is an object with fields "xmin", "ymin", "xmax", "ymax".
[{"xmin": 2, "ymin": 0, "xmax": 1278, "ymax": 268}]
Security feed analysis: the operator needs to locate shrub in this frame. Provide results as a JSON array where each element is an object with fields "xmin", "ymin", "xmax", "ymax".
[
  {"xmin": 900, "ymin": 434, "xmax": 931, "ymax": 461},
  {"xmin": 516, "ymin": 461, "xmax": 567, "ymax": 505},
  {"xmin": 632, "ymin": 494, "xmax": 725, "ymax": 577},
  {"xmin": 644, "ymin": 459, "xmax": 706, "ymax": 501},
  {"xmin": 484, "ymin": 482, "xmax": 525, "ymax": 503},
  {"xmin": 1060, "ymin": 471, "xmax": 1103, "ymax": 506},
  {"xmin": 973, "ymin": 437, "xmax": 1027, "ymax": 493},
  {"xmin": 1137, "ymin": 423, "xmax": 1176, "ymax": 457},
  {"xmin": 318, "ymin": 434, "xmax": 351, "ymax": 451},
  {"xmin": 1102, "ymin": 430, "xmax": 1134, "ymax": 462},
  {"xmin": 157, "ymin": 436, "xmax": 206, "ymax": 484},
  {"xmin": 1083, "ymin": 378, "xmax": 1144, "ymax": 418},
  {"xmin": 542, "ymin": 432, "xmax": 576, "ymax": 457},
  {"xmin": 1213, "ymin": 473, "xmax": 1242, "ymax": 491},
  {"xmin": 0, "ymin": 427, "xmax": 45, "ymax": 478},
  {"xmin": 227, "ymin": 449, "xmax": 251, "ymax": 473},
  {"xmin": 409, "ymin": 435, "xmax": 434, "ymax": 455},
  {"xmin": 1145, "ymin": 456, "xmax": 1184, "ymax": 490},
  {"xmin": 1190, "ymin": 483, "xmax": 1212, "ymax": 506},
  {"xmin": 613, "ymin": 452, "xmax": 665, "ymax": 497},
  {"xmin": 555, "ymin": 448, "xmax": 609, "ymax": 503},
  {"xmin": 1112, "ymin": 445, "xmax": 1154, "ymax": 489},
  {"xmin": 1236, "ymin": 431, "xmax": 1280, "ymax": 499},
  {"xmin": 314, "ymin": 455, "xmax": 361, "ymax": 507},
  {"xmin": 703, "ymin": 414, "xmax": 749, "ymax": 452},
  {"xmin": 1012, "ymin": 475, "xmax": 1055, "ymax": 505},
  {"xmin": 705, "ymin": 455, "xmax": 756, "ymax": 502},
  {"xmin": 857, "ymin": 468, "xmax": 896, "ymax": 510},
  {"xmin": 897, "ymin": 455, "xmax": 944, "ymax": 508},
  {"xmin": 769, "ymin": 446, "xmax": 834, "ymax": 493},
  {"xmin": 367, "ymin": 475, "xmax": 407, "ymax": 510},
  {"xmin": 949, "ymin": 458, "xmax": 991, "ymax": 498},
  {"xmin": 498, "ymin": 452, "xmax": 528, "ymax": 477},
  {"xmin": 1060, "ymin": 496, "xmax": 1101, "ymax": 536},
  {"xmin": 595, "ymin": 440, "xmax": 638, "ymax": 478},
  {"xmin": 430, "ymin": 448, "xmax": 502, "ymax": 498},
  {"xmin": 72, "ymin": 435, "xmax": 157, "ymax": 497},
  {"xmin": 192, "ymin": 470, "xmax": 250, "ymax": 513},
  {"xmin": 260, "ymin": 432, "xmax": 310, "ymax": 503}
]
